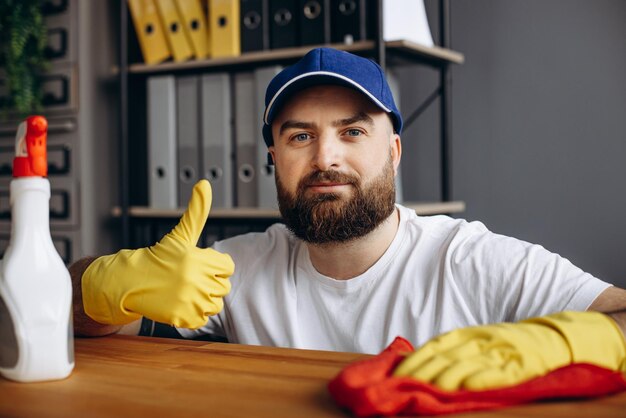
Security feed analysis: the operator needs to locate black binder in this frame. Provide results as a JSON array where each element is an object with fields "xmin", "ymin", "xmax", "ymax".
[
  {"xmin": 330, "ymin": 0, "xmax": 367, "ymax": 44},
  {"xmin": 269, "ymin": 0, "xmax": 298, "ymax": 49},
  {"xmin": 241, "ymin": 0, "xmax": 270, "ymax": 52},
  {"xmin": 298, "ymin": 0, "xmax": 330, "ymax": 46}
]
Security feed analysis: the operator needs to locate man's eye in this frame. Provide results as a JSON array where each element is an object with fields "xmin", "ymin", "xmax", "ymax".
[
  {"xmin": 293, "ymin": 133, "xmax": 310, "ymax": 142},
  {"xmin": 346, "ymin": 129, "xmax": 363, "ymax": 137}
]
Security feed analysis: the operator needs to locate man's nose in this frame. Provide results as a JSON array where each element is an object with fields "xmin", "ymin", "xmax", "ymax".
[{"xmin": 311, "ymin": 134, "xmax": 342, "ymax": 171}]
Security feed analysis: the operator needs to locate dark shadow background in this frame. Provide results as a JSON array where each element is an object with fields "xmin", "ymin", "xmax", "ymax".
[{"xmin": 397, "ymin": 0, "xmax": 626, "ymax": 286}]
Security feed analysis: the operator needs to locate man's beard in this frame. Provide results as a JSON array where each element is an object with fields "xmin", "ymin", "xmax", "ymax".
[{"xmin": 276, "ymin": 155, "xmax": 396, "ymax": 244}]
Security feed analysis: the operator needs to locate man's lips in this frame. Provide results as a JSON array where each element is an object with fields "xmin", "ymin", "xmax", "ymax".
[{"xmin": 306, "ymin": 183, "xmax": 352, "ymax": 192}]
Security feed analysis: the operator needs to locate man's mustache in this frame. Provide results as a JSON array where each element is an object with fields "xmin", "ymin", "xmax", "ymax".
[{"xmin": 298, "ymin": 170, "xmax": 360, "ymax": 188}]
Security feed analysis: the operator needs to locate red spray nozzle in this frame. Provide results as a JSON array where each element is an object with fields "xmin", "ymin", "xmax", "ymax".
[{"xmin": 13, "ymin": 116, "xmax": 48, "ymax": 178}]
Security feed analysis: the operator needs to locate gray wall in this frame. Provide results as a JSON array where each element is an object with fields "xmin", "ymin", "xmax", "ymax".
[{"xmin": 398, "ymin": 0, "xmax": 626, "ymax": 286}]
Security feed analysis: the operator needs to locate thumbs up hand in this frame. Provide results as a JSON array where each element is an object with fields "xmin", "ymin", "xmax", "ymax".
[{"xmin": 82, "ymin": 180, "xmax": 234, "ymax": 329}]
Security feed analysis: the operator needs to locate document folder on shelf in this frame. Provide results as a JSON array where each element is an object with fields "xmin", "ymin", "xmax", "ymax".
[
  {"xmin": 254, "ymin": 66, "xmax": 282, "ymax": 209},
  {"xmin": 383, "ymin": 0, "xmax": 434, "ymax": 47},
  {"xmin": 269, "ymin": 0, "xmax": 297, "ymax": 49},
  {"xmin": 147, "ymin": 76, "xmax": 178, "ymax": 209},
  {"xmin": 176, "ymin": 75, "xmax": 201, "ymax": 207},
  {"xmin": 240, "ymin": 0, "xmax": 269, "ymax": 53},
  {"xmin": 127, "ymin": 0, "xmax": 171, "ymax": 65},
  {"xmin": 155, "ymin": 0, "xmax": 193, "ymax": 62},
  {"xmin": 330, "ymin": 0, "xmax": 366, "ymax": 44},
  {"xmin": 234, "ymin": 72, "xmax": 257, "ymax": 207},
  {"xmin": 298, "ymin": 0, "xmax": 330, "ymax": 46},
  {"xmin": 201, "ymin": 73, "xmax": 233, "ymax": 209},
  {"xmin": 209, "ymin": 0, "xmax": 241, "ymax": 58},
  {"xmin": 174, "ymin": 0, "xmax": 209, "ymax": 59}
]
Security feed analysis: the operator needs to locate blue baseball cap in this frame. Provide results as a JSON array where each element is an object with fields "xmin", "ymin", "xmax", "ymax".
[{"xmin": 262, "ymin": 47, "xmax": 403, "ymax": 147}]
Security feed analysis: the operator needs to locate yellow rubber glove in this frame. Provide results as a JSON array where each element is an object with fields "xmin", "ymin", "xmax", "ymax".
[
  {"xmin": 394, "ymin": 311, "xmax": 626, "ymax": 391},
  {"xmin": 82, "ymin": 180, "xmax": 234, "ymax": 329}
]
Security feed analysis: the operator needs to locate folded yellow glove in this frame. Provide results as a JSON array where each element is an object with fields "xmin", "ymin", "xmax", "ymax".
[
  {"xmin": 82, "ymin": 180, "xmax": 234, "ymax": 329},
  {"xmin": 394, "ymin": 311, "xmax": 626, "ymax": 391}
]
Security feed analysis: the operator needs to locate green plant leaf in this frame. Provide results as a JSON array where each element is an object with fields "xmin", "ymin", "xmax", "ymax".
[{"xmin": 0, "ymin": 0, "xmax": 49, "ymax": 117}]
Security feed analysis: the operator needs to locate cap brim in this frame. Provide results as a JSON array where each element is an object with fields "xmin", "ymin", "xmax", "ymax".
[{"xmin": 263, "ymin": 71, "xmax": 392, "ymax": 126}]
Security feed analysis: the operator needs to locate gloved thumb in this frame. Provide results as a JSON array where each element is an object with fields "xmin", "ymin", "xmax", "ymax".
[{"xmin": 170, "ymin": 180, "xmax": 212, "ymax": 245}]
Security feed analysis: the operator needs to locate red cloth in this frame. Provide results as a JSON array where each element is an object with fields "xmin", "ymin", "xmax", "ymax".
[{"xmin": 328, "ymin": 336, "xmax": 626, "ymax": 417}]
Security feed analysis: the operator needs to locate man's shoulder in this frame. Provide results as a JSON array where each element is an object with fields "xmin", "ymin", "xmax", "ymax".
[{"xmin": 396, "ymin": 204, "xmax": 489, "ymax": 240}]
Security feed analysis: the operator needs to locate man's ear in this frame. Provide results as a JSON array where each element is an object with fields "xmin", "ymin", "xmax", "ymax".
[
  {"xmin": 390, "ymin": 134, "xmax": 402, "ymax": 175},
  {"xmin": 268, "ymin": 146, "xmax": 276, "ymax": 164}
]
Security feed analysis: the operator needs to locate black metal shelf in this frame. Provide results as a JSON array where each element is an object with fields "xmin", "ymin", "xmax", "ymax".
[
  {"xmin": 116, "ymin": 0, "xmax": 463, "ymax": 247},
  {"xmin": 112, "ymin": 201, "xmax": 466, "ymax": 220},
  {"xmin": 124, "ymin": 40, "xmax": 463, "ymax": 76}
]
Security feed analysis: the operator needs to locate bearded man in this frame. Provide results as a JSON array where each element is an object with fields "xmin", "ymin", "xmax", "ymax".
[{"xmin": 73, "ymin": 48, "xmax": 626, "ymax": 391}]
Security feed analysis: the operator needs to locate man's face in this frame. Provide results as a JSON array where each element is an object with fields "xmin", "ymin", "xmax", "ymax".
[{"xmin": 269, "ymin": 85, "xmax": 402, "ymax": 244}]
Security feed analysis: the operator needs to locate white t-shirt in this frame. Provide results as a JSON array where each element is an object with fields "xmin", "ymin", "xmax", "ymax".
[{"xmin": 178, "ymin": 204, "xmax": 610, "ymax": 354}]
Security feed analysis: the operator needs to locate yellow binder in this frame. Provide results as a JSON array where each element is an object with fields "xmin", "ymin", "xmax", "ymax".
[
  {"xmin": 127, "ymin": 0, "xmax": 171, "ymax": 65},
  {"xmin": 155, "ymin": 0, "xmax": 193, "ymax": 62},
  {"xmin": 209, "ymin": 0, "xmax": 241, "ymax": 58},
  {"xmin": 174, "ymin": 0, "xmax": 208, "ymax": 59}
]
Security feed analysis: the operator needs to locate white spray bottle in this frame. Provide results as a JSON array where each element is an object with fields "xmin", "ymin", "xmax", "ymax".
[{"xmin": 0, "ymin": 116, "xmax": 74, "ymax": 382}]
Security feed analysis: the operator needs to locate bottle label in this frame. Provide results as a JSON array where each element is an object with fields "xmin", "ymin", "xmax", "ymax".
[{"xmin": 0, "ymin": 296, "xmax": 19, "ymax": 368}]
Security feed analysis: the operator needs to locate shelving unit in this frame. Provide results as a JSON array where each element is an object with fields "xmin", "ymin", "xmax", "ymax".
[
  {"xmin": 116, "ymin": 0, "xmax": 464, "ymax": 247},
  {"xmin": 125, "ymin": 40, "xmax": 463, "ymax": 75},
  {"xmin": 112, "ymin": 201, "xmax": 466, "ymax": 220}
]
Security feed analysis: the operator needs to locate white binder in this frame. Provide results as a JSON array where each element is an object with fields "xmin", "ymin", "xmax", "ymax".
[
  {"xmin": 201, "ymin": 73, "xmax": 234, "ymax": 209},
  {"xmin": 147, "ymin": 75, "xmax": 178, "ymax": 209},
  {"xmin": 234, "ymin": 72, "xmax": 257, "ymax": 207},
  {"xmin": 176, "ymin": 75, "xmax": 201, "ymax": 207},
  {"xmin": 253, "ymin": 66, "xmax": 282, "ymax": 209}
]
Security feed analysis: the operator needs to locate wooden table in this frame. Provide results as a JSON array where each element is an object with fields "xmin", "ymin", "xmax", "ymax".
[{"xmin": 0, "ymin": 335, "xmax": 625, "ymax": 417}]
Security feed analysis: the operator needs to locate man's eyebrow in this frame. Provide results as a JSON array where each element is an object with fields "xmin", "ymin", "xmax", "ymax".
[
  {"xmin": 279, "ymin": 120, "xmax": 316, "ymax": 135},
  {"xmin": 278, "ymin": 112, "xmax": 374, "ymax": 135},
  {"xmin": 332, "ymin": 112, "xmax": 374, "ymax": 128}
]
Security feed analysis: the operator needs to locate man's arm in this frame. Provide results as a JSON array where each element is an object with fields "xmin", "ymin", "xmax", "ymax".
[
  {"xmin": 392, "ymin": 286, "xmax": 626, "ymax": 391},
  {"xmin": 70, "ymin": 256, "xmax": 182, "ymax": 338},
  {"xmin": 588, "ymin": 285, "xmax": 626, "ymax": 337},
  {"xmin": 70, "ymin": 256, "xmax": 122, "ymax": 337},
  {"xmin": 70, "ymin": 257, "xmax": 215, "ymax": 340}
]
